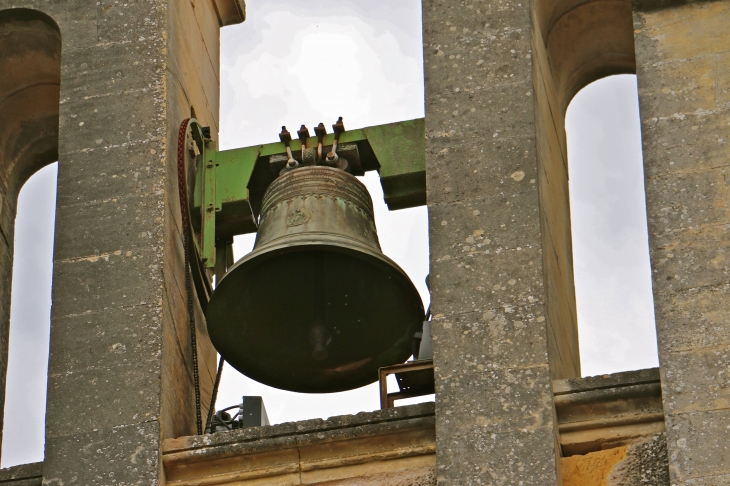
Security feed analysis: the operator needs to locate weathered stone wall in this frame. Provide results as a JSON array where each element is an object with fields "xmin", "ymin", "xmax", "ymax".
[
  {"xmin": 161, "ymin": 384, "xmax": 670, "ymax": 486},
  {"xmin": 633, "ymin": 1, "xmax": 730, "ymax": 483},
  {"xmin": 162, "ymin": 403, "xmax": 437, "ymax": 486},
  {"xmin": 608, "ymin": 433, "xmax": 670, "ymax": 485},
  {"xmin": 0, "ymin": 0, "xmax": 242, "ymax": 482},
  {"xmin": 422, "ymin": 0, "xmax": 640, "ymax": 482},
  {"xmin": 561, "ymin": 434, "xmax": 670, "ymax": 486},
  {"xmin": 161, "ymin": 0, "xmax": 222, "ymax": 444},
  {"xmin": 422, "ymin": 0, "xmax": 560, "ymax": 483},
  {"xmin": 0, "ymin": 462, "xmax": 42, "ymax": 486}
]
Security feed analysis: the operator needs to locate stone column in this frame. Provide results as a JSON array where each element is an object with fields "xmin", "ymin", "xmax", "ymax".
[
  {"xmin": 0, "ymin": 0, "xmax": 242, "ymax": 482},
  {"xmin": 633, "ymin": 1, "xmax": 730, "ymax": 483},
  {"xmin": 423, "ymin": 0, "xmax": 565, "ymax": 483}
]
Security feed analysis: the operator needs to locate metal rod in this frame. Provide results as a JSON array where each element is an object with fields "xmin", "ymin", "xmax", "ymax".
[
  {"xmin": 314, "ymin": 123, "xmax": 327, "ymax": 163},
  {"xmin": 204, "ymin": 356, "xmax": 225, "ymax": 433},
  {"xmin": 279, "ymin": 126, "xmax": 299, "ymax": 170},
  {"xmin": 326, "ymin": 117, "xmax": 345, "ymax": 165}
]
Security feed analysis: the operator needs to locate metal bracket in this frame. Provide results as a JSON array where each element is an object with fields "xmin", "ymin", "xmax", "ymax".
[
  {"xmin": 201, "ymin": 141, "xmax": 217, "ymax": 267},
  {"xmin": 189, "ymin": 117, "xmax": 426, "ymax": 270}
]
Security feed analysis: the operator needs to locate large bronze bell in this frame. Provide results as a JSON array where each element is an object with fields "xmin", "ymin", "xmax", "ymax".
[{"xmin": 206, "ymin": 165, "xmax": 424, "ymax": 393}]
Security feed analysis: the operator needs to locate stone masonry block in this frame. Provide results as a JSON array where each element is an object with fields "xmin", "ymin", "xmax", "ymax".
[
  {"xmin": 43, "ymin": 421, "xmax": 160, "ymax": 485},
  {"xmin": 664, "ymin": 409, "xmax": 730, "ymax": 481},
  {"xmin": 434, "ymin": 422, "xmax": 557, "ymax": 485},
  {"xmin": 0, "ymin": 1, "xmax": 98, "ymax": 48},
  {"xmin": 54, "ymin": 195, "xmax": 164, "ymax": 260},
  {"xmin": 48, "ymin": 305, "xmax": 162, "ymax": 375},
  {"xmin": 58, "ymin": 90, "xmax": 164, "ymax": 154},
  {"xmin": 650, "ymin": 227, "xmax": 730, "ymax": 293},
  {"xmin": 686, "ymin": 473, "xmax": 730, "ymax": 486},
  {"xmin": 434, "ymin": 363, "xmax": 553, "ymax": 434},
  {"xmin": 653, "ymin": 284, "xmax": 730, "ymax": 353},
  {"xmin": 55, "ymin": 142, "xmax": 165, "ymax": 208},
  {"xmin": 640, "ymin": 111, "xmax": 730, "ymax": 177},
  {"xmin": 633, "ymin": 2, "xmax": 730, "ymax": 62},
  {"xmin": 431, "ymin": 310, "xmax": 549, "ymax": 373},
  {"xmin": 637, "ymin": 56, "xmax": 722, "ymax": 117},
  {"xmin": 96, "ymin": 0, "xmax": 166, "ymax": 45},
  {"xmin": 425, "ymin": 81, "xmax": 536, "ymax": 149},
  {"xmin": 51, "ymin": 248, "xmax": 162, "ymax": 318},
  {"xmin": 429, "ymin": 190, "xmax": 541, "ymax": 252},
  {"xmin": 660, "ymin": 344, "xmax": 730, "ymax": 416},
  {"xmin": 645, "ymin": 167, "xmax": 728, "ymax": 236},
  {"xmin": 46, "ymin": 359, "xmax": 162, "ymax": 438},
  {"xmin": 426, "ymin": 136, "xmax": 537, "ymax": 205},
  {"xmin": 430, "ymin": 245, "xmax": 545, "ymax": 316},
  {"xmin": 61, "ymin": 41, "xmax": 165, "ymax": 100},
  {"xmin": 718, "ymin": 52, "xmax": 730, "ymax": 110},
  {"xmin": 424, "ymin": 31, "xmax": 532, "ymax": 89},
  {"xmin": 423, "ymin": 0, "xmax": 532, "ymax": 67}
]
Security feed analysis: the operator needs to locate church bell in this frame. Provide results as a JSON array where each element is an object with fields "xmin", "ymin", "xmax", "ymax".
[{"xmin": 206, "ymin": 160, "xmax": 424, "ymax": 393}]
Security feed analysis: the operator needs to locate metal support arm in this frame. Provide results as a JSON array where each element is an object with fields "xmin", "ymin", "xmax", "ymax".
[{"xmin": 187, "ymin": 118, "xmax": 426, "ymax": 269}]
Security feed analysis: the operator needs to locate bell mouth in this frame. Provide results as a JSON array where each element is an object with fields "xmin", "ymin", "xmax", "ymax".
[{"xmin": 206, "ymin": 240, "xmax": 424, "ymax": 393}]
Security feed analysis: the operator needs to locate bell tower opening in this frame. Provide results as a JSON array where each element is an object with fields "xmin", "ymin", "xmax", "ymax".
[
  {"xmin": 1, "ymin": 163, "xmax": 57, "ymax": 468},
  {"xmin": 210, "ymin": 0, "xmax": 430, "ymax": 423},
  {"xmin": 0, "ymin": 7, "xmax": 61, "ymax": 467},
  {"xmin": 565, "ymin": 75, "xmax": 659, "ymax": 376}
]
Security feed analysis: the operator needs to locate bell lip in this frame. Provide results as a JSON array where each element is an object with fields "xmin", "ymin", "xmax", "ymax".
[{"xmin": 207, "ymin": 236, "xmax": 426, "ymax": 393}]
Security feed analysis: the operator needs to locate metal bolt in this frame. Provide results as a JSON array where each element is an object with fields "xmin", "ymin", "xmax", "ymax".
[
  {"xmin": 297, "ymin": 125, "xmax": 310, "ymax": 150},
  {"xmin": 286, "ymin": 159, "xmax": 299, "ymax": 170},
  {"xmin": 207, "ymin": 161, "xmax": 214, "ymax": 168},
  {"xmin": 326, "ymin": 117, "xmax": 345, "ymax": 164},
  {"xmin": 207, "ymin": 204, "xmax": 214, "ymax": 212},
  {"xmin": 279, "ymin": 126, "xmax": 298, "ymax": 169},
  {"xmin": 314, "ymin": 123, "xmax": 327, "ymax": 163}
]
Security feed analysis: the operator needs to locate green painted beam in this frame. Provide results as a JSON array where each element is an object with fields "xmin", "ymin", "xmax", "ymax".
[
  {"xmin": 192, "ymin": 118, "xmax": 426, "ymax": 246},
  {"xmin": 365, "ymin": 118, "xmax": 426, "ymax": 210}
]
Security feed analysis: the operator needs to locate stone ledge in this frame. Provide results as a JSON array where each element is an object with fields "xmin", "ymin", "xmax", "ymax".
[
  {"xmin": 554, "ymin": 368, "xmax": 665, "ymax": 456},
  {"xmin": 164, "ymin": 401, "xmax": 435, "ymax": 453},
  {"xmin": 553, "ymin": 368, "xmax": 661, "ymax": 395},
  {"xmin": 0, "ymin": 462, "xmax": 42, "ymax": 485},
  {"xmin": 162, "ymin": 402, "xmax": 436, "ymax": 486}
]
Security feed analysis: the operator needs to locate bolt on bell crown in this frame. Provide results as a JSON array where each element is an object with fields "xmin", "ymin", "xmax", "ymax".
[{"xmin": 206, "ymin": 162, "xmax": 424, "ymax": 393}]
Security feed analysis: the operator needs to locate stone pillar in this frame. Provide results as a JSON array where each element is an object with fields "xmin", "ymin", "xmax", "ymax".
[
  {"xmin": 633, "ymin": 1, "xmax": 730, "ymax": 483},
  {"xmin": 423, "ymin": 1, "xmax": 564, "ymax": 483},
  {"xmin": 0, "ymin": 0, "xmax": 243, "ymax": 482}
]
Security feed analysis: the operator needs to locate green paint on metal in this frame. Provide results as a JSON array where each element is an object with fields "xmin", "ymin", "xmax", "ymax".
[
  {"xmin": 191, "ymin": 118, "xmax": 426, "ymax": 247},
  {"xmin": 202, "ymin": 140, "xmax": 218, "ymax": 268},
  {"xmin": 364, "ymin": 118, "xmax": 426, "ymax": 210}
]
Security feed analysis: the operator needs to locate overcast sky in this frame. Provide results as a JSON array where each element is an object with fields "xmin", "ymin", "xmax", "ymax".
[{"xmin": 2, "ymin": 0, "xmax": 658, "ymax": 467}]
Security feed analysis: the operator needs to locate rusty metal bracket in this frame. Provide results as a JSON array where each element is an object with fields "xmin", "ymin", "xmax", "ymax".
[{"xmin": 378, "ymin": 359, "xmax": 435, "ymax": 409}]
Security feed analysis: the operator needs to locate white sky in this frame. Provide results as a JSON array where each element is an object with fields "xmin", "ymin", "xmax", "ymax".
[{"xmin": 2, "ymin": 0, "xmax": 658, "ymax": 468}]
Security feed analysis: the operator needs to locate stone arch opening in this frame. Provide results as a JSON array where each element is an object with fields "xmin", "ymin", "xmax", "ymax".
[
  {"xmin": 530, "ymin": 0, "xmax": 640, "ymax": 378},
  {"xmin": 0, "ymin": 7, "xmax": 61, "ymax": 463},
  {"xmin": 565, "ymin": 75, "xmax": 658, "ymax": 376},
  {"xmin": 2, "ymin": 163, "xmax": 58, "ymax": 468}
]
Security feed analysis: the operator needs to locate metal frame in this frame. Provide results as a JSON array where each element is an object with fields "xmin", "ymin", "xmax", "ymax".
[
  {"xmin": 186, "ymin": 118, "xmax": 426, "ymax": 269},
  {"xmin": 378, "ymin": 359, "xmax": 435, "ymax": 409}
]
